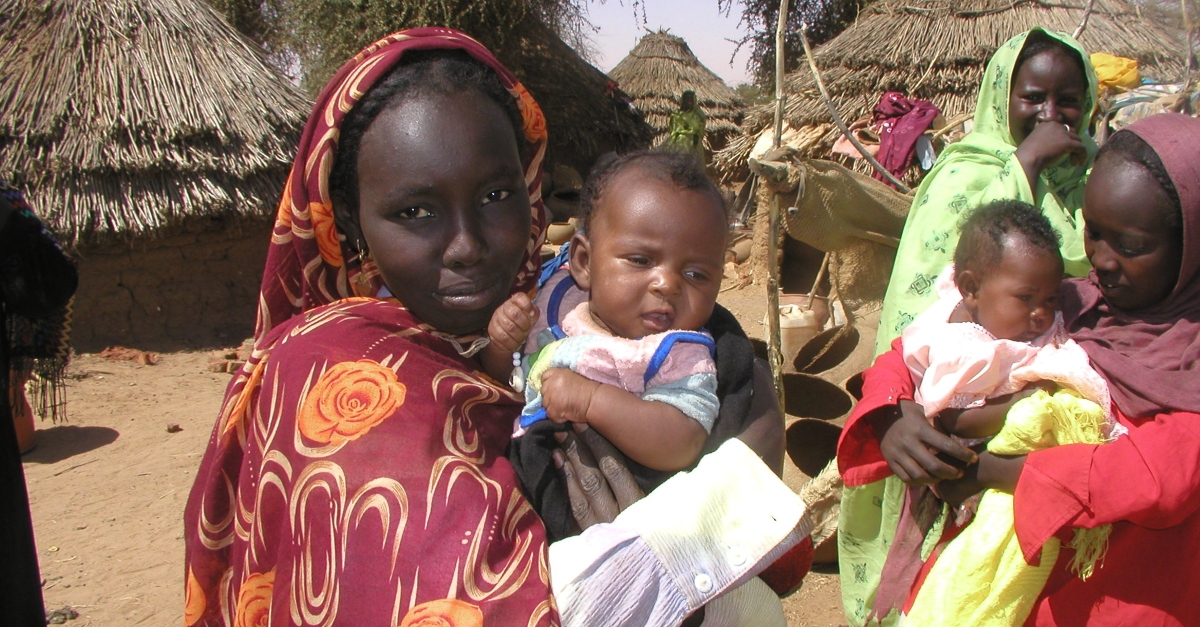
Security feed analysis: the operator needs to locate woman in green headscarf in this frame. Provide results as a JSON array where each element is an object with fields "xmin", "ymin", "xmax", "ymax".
[
  {"xmin": 874, "ymin": 27, "xmax": 1098, "ymax": 355},
  {"xmin": 839, "ymin": 27, "xmax": 1097, "ymax": 627}
]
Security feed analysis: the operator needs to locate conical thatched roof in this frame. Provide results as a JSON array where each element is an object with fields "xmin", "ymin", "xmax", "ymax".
[
  {"xmin": 0, "ymin": 0, "xmax": 311, "ymax": 246},
  {"xmin": 507, "ymin": 20, "xmax": 655, "ymax": 176},
  {"xmin": 609, "ymin": 31, "xmax": 745, "ymax": 151},
  {"xmin": 715, "ymin": 0, "xmax": 1185, "ymax": 183}
]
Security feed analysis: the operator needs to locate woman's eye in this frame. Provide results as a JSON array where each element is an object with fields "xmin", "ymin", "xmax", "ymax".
[
  {"xmin": 483, "ymin": 189, "xmax": 512, "ymax": 204},
  {"xmin": 398, "ymin": 207, "xmax": 432, "ymax": 219},
  {"xmin": 1022, "ymin": 94, "xmax": 1044, "ymax": 104},
  {"xmin": 1084, "ymin": 227, "xmax": 1100, "ymax": 241},
  {"xmin": 1117, "ymin": 237, "xmax": 1146, "ymax": 256},
  {"xmin": 628, "ymin": 256, "xmax": 650, "ymax": 266}
]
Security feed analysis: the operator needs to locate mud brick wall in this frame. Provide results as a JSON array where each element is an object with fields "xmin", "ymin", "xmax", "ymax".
[{"xmin": 71, "ymin": 217, "xmax": 273, "ymax": 352}]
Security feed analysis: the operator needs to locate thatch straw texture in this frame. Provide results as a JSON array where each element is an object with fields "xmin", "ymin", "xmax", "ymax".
[
  {"xmin": 715, "ymin": 0, "xmax": 1184, "ymax": 183},
  {"xmin": 507, "ymin": 20, "xmax": 655, "ymax": 176},
  {"xmin": 609, "ymin": 31, "xmax": 745, "ymax": 151},
  {"xmin": 0, "ymin": 0, "xmax": 311, "ymax": 246}
]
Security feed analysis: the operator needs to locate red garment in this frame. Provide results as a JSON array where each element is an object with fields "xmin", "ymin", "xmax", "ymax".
[
  {"xmin": 838, "ymin": 340, "xmax": 1200, "ymax": 626},
  {"xmin": 184, "ymin": 28, "xmax": 556, "ymax": 626},
  {"xmin": 185, "ymin": 300, "xmax": 555, "ymax": 626},
  {"xmin": 870, "ymin": 92, "xmax": 939, "ymax": 188}
]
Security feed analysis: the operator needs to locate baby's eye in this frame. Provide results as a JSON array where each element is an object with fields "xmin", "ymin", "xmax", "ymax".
[
  {"xmin": 685, "ymin": 270, "xmax": 711, "ymax": 282},
  {"xmin": 1017, "ymin": 294, "xmax": 1034, "ymax": 302},
  {"xmin": 483, "ymin": 189, "xmax": 512, "ymax": 205},
  {"xmin": 398, "ymin": 207, "xmax": 433, "ymax": 219}
]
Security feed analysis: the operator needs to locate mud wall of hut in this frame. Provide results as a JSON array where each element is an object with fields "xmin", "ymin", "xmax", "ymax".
[{"xmin": 70, "ymin": 216, "xmax": 273, "ymax": 352}]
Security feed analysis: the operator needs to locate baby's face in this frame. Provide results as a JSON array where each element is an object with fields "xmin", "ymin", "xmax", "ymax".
[
  {"xmin": 572, "ymin": 169, "xmax": 727, "ymax": 339},
  {"xmin": 967, "ymin": 238, "xmax": 1063, "ymax": 342}
]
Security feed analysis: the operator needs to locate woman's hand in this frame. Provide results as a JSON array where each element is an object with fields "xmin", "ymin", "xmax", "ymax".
[
  {"xmin": 937, "ymin": 451, "xmax": 1026, "ymax": 507},
  {"xmin": 1015, "ymin": 120, "xmax": 1086, "ymax": 183},
  {"xmin": 878, "ymin": 400, "xmax": 977, "ymax": 484},
  {"xmin": 541, "ymin": 368, "xmax": 600, "ymax": 424},
  {"xmin": 552, "ymin": 424, "xmax": 644, "ymax": 529}
]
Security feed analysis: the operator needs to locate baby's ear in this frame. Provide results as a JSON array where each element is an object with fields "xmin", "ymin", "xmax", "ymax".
[
  {"xmin": 567, "ymin": 233, "xmax": 593, "ymax": 291},
  {"xmin": 956, "ymin": 269, "xmax": 980, "ymax": 304}
]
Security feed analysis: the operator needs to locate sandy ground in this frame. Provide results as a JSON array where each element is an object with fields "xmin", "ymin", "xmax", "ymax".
[{"xmin": 23, "ymin": 282, "xmax": 846, "ymax": 626}]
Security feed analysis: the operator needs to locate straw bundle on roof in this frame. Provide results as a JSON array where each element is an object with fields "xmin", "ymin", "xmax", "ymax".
[
  {"xmin": 0, "ymin": 0, "xmax": 311, "ymax": 246},
  {"xmin": 609, "ymin": 30, "xmax": 745, "ymax": 151},
  {"xmin": 507, "ymin": 20, "xmax": 655, "ymax": 175},
  {"xmin": 715, "ymin": 0, "xmax": 1184, "ymax": 183}
]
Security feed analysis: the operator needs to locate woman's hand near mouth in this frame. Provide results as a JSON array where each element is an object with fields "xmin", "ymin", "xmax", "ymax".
[{"xmin": 1015, "ymin": 120, "xmax": 1086, "ymax": 185}]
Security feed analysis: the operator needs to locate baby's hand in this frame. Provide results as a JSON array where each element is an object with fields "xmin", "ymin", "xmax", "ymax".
[
  {"xmin": 488, "ymin": 292, "xmax": 538, "ymax": 353},
  {"xmin": 541, "ymin": 368, "xmax": 601, "ymax": 424}
]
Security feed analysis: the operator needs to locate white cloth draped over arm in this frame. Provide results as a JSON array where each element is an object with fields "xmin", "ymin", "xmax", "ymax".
[{"xmin": 549, "ymin": 439, "xmax": 812, "ymax": 627}]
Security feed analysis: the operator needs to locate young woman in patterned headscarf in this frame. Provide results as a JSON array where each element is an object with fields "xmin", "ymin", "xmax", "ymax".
[{"xmin": 183, "ymin": 29, "xmax": 558, "ymax": 626}]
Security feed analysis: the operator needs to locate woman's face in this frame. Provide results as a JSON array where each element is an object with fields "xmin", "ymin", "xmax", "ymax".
[
  {"xmin": 1083, "ymin": 155, "xmax": 1184, "ymax": 311},
  {"xmin": 1009, "ymin": 48, "xmax": 1087, "ymax": 144},
  {"xmin": 351, "ymin": 90, "xmax": 531, "ymax": 335}
]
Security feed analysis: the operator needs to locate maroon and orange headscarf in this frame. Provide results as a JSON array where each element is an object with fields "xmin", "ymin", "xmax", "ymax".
[
  {"xmin": 185, "ymin": 29, "xmax": 559, "ymax": 627},
  {"xmin": 256, "ymin": 26, "xmax": 549, "ymax": 340}
]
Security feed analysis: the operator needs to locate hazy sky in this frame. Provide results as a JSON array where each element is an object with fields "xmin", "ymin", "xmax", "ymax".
[{"xmin": 583, "ymin": 0, "xmax": 756, "ymax": 87}]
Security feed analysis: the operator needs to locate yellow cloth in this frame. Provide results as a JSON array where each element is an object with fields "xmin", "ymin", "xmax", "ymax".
[
  {"xmin": 1091, "ymin": 53, "xmax": 1140, "ymax": 92},
  {"xmin": 905, "ymin": 390, "xmax": 1113, "ymax": 626}
]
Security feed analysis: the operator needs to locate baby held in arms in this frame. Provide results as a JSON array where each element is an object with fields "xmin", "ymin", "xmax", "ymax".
[
  {"xmin": 897, "ymin": 201, "xmax": 1126, "ymax": 626},
  {"xmin": 901, "ymin": 199, "xmax": 1116, "ymax": 452},
  {"xmin": 482, "ymin": 150, "xmax": 728, "ymax": 490}
]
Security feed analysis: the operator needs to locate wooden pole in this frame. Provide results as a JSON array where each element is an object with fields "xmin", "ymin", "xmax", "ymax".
[
  {"xmin": 1072, "ymin": 0, "xmax": 1096, "ymax": 40},
  {"xmin": 766, "ymin": 0, "xmax": 789, "ymax": 408},
  {"xmin": 798, "ymin": 23, "xmax": 911, "ymax": 193},
  {"xmin": 1183, "ymin": 0, "xmax": 1196, "ymax": 93}
]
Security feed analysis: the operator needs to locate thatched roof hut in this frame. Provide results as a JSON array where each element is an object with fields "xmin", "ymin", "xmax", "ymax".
[
  {"xmin": 609, "ymin": 30, "xmax": 745, "ymax": 151},
  {"xmin": 715, "ymin": 0, "xmax": 1185, "ymax": 183},
  {"xmin": 0, "ymin": 0, "xmax": 310, "ymax": 246},
  {"xmin": 506, "ymin": 20, "xmax": 654, "ymax": 176},
  {"xmin": 0, "ymin": 0, "xmax": 311, "ymax": 350}
]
